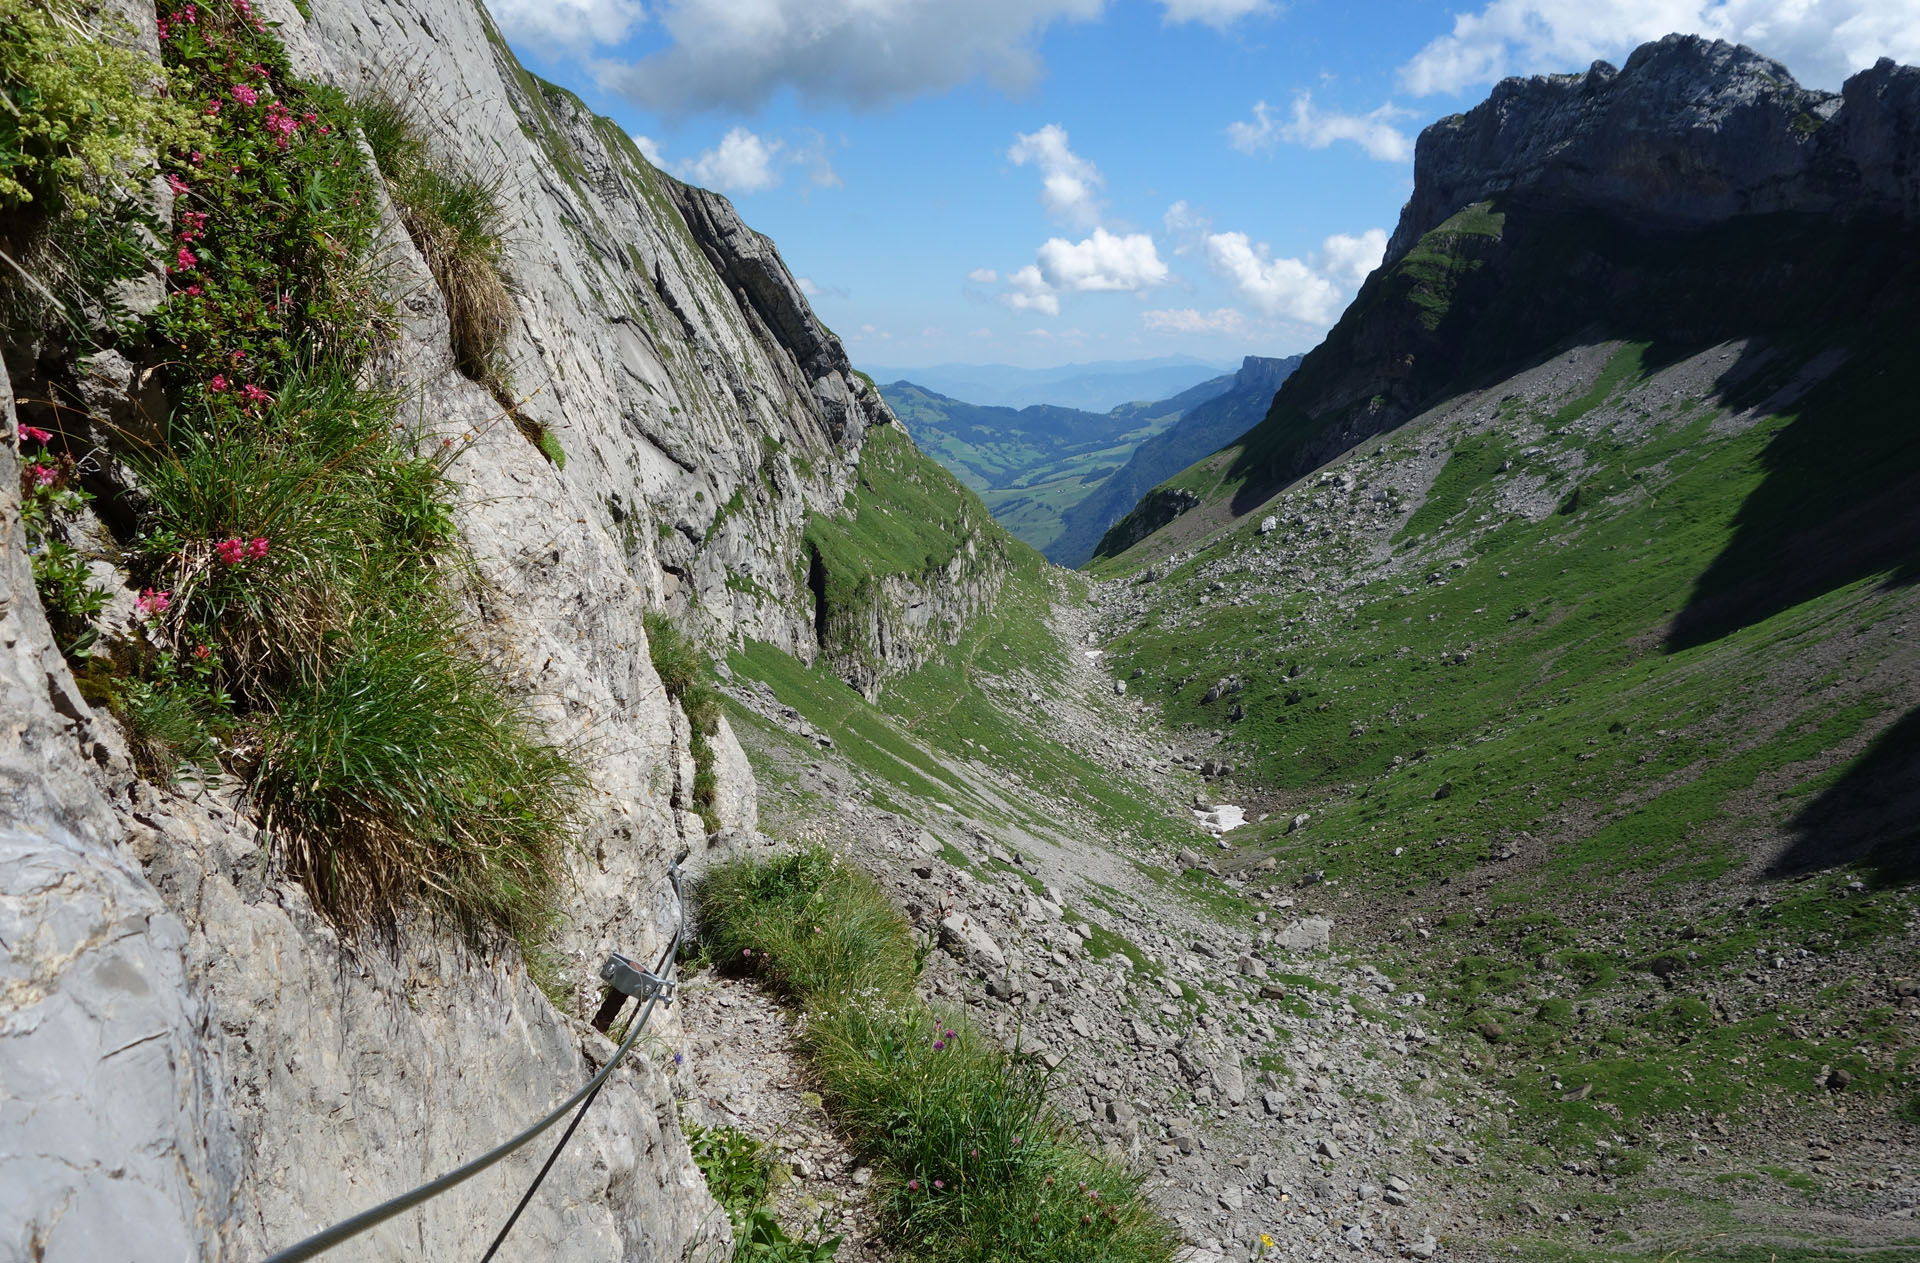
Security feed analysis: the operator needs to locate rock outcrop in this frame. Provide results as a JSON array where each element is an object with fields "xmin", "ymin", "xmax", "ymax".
[
  {"xmin": 1, "ymin": 359, "xmax": 229, "ymax": 1263},
  {"xmin": 1386, "ymin": 35, "xmax": 1920, "ymax": 265}
]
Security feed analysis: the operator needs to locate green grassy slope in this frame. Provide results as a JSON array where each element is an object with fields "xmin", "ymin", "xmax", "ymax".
[
  {"xmin": 732, "ymin": 546, "xmax": 1194, "ymax": 854},
  {"xmin": 1104, "ymin": 322, "xmax": 1920, "ymax": 1182}
]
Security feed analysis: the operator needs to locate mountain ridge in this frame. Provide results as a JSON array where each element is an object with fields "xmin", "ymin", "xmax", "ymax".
[{"xmin": 1096, "ymin": 37, "xmax": 1920, "ymax": 562}]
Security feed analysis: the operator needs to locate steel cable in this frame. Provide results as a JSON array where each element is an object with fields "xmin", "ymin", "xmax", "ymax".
[{"xmin": 261, "ymin": 864, "xmax": 686, "ymax": 1263}]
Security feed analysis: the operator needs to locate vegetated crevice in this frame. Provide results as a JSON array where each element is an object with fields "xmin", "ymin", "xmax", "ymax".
[
  {"xmin": 646, "ymin": 611, "xmax": 721, "ymax": 833},
  {"xmin": 356, "ymin": 85, "xmax": 565, "ymax": 469},
  {"xmin": 13, "ymin": 2, "xmax": 582, "ymax": 952}
]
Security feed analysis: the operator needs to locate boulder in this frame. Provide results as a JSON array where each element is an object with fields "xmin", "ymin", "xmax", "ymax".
[
  {"xmin": 939, "ymin": 912, "xmax": 1007, "ymax": 973},
  {"xmin": 1274, "ymin": 917, "xmax": 1334, "ymax": 952}
]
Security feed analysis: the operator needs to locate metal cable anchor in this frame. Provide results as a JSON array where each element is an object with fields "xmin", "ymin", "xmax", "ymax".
[{"xmin": 592, "ymin": 951, "xmax": 675, "ymax": 1031}]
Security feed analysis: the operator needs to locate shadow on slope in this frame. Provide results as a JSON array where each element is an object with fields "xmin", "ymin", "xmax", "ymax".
[
  {"xmin": 1775, "ymin": 705, "xmax": 1920, "ymax": 887},
  {"xmin": 1210, "ymin": 207, "xmax": 1919, "ymax": 523},
  {"xmin": 1666, "ymin": 328, "xmax": 1920, "ymax": 651}
]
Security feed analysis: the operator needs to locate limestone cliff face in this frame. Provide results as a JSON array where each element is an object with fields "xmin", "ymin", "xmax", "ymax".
[
  {"xmin": 3, "ymin": 0, "xmax": 1003, "ymax": 1255},
  {"xmin": 1386, "ymin": 35, "xmax": 1920, "ymax": 264}
]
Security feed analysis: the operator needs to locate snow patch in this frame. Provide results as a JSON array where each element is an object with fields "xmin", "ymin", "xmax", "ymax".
[{"xmin": 1193, "ymin": 804, "xmax": 1246, "ymax": 834}]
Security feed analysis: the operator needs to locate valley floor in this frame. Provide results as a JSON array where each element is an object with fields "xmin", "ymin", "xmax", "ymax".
[{"xmin": 686, "ymin": 540, "xmax": 1916, "ymax": 1261}]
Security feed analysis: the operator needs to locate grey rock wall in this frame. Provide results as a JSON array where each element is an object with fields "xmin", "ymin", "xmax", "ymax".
[
  {"xmin": 280, "ymin": 0, "xmax": 894, "ymax": 662},
  {"xmin": 1, "ymin": 362, "xmax": 233, "ymax": 1262}
]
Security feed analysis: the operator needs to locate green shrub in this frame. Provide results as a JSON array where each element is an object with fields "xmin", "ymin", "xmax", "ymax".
[
  {"xmin": 697, "ymin": 848, "xmax": 1177, "ymax": 1263},
  {"xmin": 150, "ymin": 0, "xmax": 389, "ymax": 403},
  {"xmin": 735, "ymin": 1210, "xmax": 841, "ymax": 1262},
  {"xmin": 125, "ymin": 369, "xmax": 454, "ymax": 700},
  {"xmin": 16, "ymin": 431, "xmax": 106, "ymax": 655},
  {"xmin": 0, "ymin": 0, "xmax": 201, "ymax": 215},
  {"xmin": 687, "ymin": 1122, "xmax": 842, "ymax": 1260},
  {"xmin": 687, "ymin": 1123, "xmax": 772, "ymax": 1220},
  {"xmin": 255, "ymin": 609, "xmax": 580, "ymax": 938}
]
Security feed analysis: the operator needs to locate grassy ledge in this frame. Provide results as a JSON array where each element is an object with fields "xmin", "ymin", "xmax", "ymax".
[{"xmin": 698, "ymin": 847, "xmax": 1179, "ymax": 1263}]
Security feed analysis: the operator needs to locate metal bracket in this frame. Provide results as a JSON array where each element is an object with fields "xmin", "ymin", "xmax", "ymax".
[{"xmin": 600, "ymin": 952, "xmax": 675, "ymax": 1005}]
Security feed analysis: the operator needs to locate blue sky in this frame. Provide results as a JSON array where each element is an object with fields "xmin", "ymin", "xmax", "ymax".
[{"xmin": 489, "ymin": 0, "xmax": 1920, "ymax": 370}]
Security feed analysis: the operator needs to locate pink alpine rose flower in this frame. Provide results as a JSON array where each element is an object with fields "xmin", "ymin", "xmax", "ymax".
[
  {"xmin": 20, "ymin": 425, "xmax": 52, "ymax": 444},
  {"xmin": 215, "ymin": 538, "xmax": 247, "ymax": 566}
]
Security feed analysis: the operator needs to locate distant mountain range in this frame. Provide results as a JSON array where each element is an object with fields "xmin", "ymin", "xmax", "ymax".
[
  {"xmin": 863, "ymin": 355, "xmax": 1235, "ymax": 413},
  {"xmin": 880, "ymin": 355, "xmax": 1299, "ymax": 566}
]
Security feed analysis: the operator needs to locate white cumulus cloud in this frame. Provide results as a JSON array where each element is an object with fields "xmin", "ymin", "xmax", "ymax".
[
  {"xmin": 999, "ymin": 229, "xmax": 1168, "ymax": 316},
  {"xmin": 1206, "ymin": 232, "xmax": 1338, "ymax": 324},
  {"xmin": 1036, "ymin": 228, "xmax": 1169, "ymax": 292},
  {"xmin": 1399, "ymin": 0, "xmax": 1920, "ymax": 96},
  {"xmin": 1229, "ymin": 95, "xmax": 1414, "ymax": 162},
  {"xmin": 492, "ymin": 0, "xmax": 646, "ymax": 52},
  {"xmin": 686, "ymin": 127, "xmax": 784, "ymax": 193},
  {"xmin": 1158, "ymin": 0, "xmax": 1275, "ymax": 29},
  {"xmin": 603, "ymin": 0, "xmax": 1107, "ymax": 112},
  {"xmin": 1203, "ymin": 227, "xmax": 1387, "ymax": 325},
  {"xmin": 1002, "ymin": 265, "xmax": 1062, "ymax": 316},
  {"xmin": 968, "ymin": 267, "xmax": 1001, "ymax": 283},
  {"xmin": 1319, "ymin": 229, "xmax": 1390, "ymax": 288},
  {"xmin": 1142, "ymin": 307, "xmax": 1250, "ymax": 335},
  {"xmin": 1008, "ymin": 124, "xmax": 1106, "ymax": 228}
]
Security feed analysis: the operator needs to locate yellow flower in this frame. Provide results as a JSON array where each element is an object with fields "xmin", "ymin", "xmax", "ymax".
[{"xmin": 1261, "ymin": 1233, "xmax": 1275, "ymax": 1248}]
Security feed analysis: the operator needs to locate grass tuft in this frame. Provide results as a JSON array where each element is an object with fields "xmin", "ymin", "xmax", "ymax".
[
  {"xmin": 356, "ymin": 91, "xmax": 514, "ymax": 385},
  {"xmin": 256, "ymin": 609, "xmax": 581, "ymax": 940},
  {"xmin": 698, "ymin": 847, "xmax": 1177, "ymax": 1263}
]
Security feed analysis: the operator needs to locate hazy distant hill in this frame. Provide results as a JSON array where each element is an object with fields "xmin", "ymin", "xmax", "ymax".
[
  {"xmin": 864, "ymin": 355, "xmax": 1233, "ymax": 412},
  {"xmin": 881, "ymin": 377, "xmax": 1232, "ymax": 559},
  {"xmin": 1051, "ymin": 354, "xmax": 1300, "ymax": 566}
]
